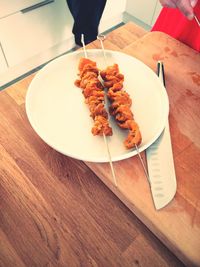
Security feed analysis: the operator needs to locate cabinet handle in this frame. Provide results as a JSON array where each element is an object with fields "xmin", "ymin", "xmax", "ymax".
[{"xmin": 21, "ymin": 0, "xmax": 54, "ymax": 13}]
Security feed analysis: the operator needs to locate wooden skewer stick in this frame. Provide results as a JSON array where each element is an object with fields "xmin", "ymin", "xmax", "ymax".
[
  {"xmin": 194, "ymin": 15, "xmax": 200, "ymax": 27},
  {"xmin": 81, "ymin": 34, "xmax": 117, "ymax": 187},
  {"xmin": 97, "ymin": 34, "xmax": 150, "ymax": 185}
]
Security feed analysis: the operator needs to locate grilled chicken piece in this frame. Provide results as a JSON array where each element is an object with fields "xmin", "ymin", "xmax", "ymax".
[
  {"xmin": 100, "ymin": 63, "xmax": 142, "ymax": 148},
  {"xmin": 75, "ymin": 58, "xmax": 112, "ymax": 136}
]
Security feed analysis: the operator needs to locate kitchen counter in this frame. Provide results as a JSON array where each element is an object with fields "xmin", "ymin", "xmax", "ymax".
[{"xmin": 0, "ymin": 22, "xmax": 199, "ymax": 267}]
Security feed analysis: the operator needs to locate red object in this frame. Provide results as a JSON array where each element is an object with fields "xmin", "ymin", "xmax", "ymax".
[{"xmin": 152, "ymin": 3, "xmax": 200, "ymax": 51}]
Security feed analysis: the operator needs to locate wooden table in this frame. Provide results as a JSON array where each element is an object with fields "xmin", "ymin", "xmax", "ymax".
[{"xmin": 0, "ymin": 22, "xmax": 199, "ymax": 267}]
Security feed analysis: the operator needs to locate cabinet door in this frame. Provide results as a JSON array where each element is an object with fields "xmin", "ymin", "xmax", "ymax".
[
  {"xmin": 0, "ymin": 42, "xmax": 8, "ymax": 74},
  {"xmin": 0, "ymin": 0, "xmax": 73, "ymax": 67},
  {"xmin": 0, "ymin": 0, "xmax": 48, "ymax": 19},
  {"xmin": 151, "ymin": 1, "xmax": 163, "ymax": 26},
  {"xmin": 99, "ymin": 0, "xmax": 126, "ymax": 32},
  {"xmin": 102, "ymin": 0, "xmax": 126, "ymax": 20},
  {"xmin": 125, "ymin": 0, "xmax": 158, "ymax": 25}
]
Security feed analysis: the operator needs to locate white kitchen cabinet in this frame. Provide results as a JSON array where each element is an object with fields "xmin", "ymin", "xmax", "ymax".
[
  {"xmin": 0, "ymin": 0, "xmax": 49, "ymax": 19},
  {"xmin": 125, "ymin": 0, "xmax": 158, "ymax": 26},
  {"xmin": 101, "ymin": 0, "xmax": 126, "ymax": 20},
  {"xmin": 0, "ymin": 0, "xmax": 73, "ymax": 67},
  {"xmin": 151, "ymin": 1, "xmax": 162, "ymax": 26},
  {"xmin": 0, "ymin": 42, "xmax": 8, "ymax": 74},
  {"xmin": 99, "ymin": 0, "xmax": 126, "ymax": 33}
]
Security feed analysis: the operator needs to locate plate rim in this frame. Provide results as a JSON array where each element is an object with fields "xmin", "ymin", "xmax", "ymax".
[{"xmin": 25, "ymin": 49, "xmax": 169, "ymax": 162}]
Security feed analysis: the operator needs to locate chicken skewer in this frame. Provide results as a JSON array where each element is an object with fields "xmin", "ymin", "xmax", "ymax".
[
  {"xmin": 97, "ymin": 34, "xmax": 150, "ymax": 184},
  {"xmin": 77, "ymin": 34, "xmax": 117, "ymax": 187}
]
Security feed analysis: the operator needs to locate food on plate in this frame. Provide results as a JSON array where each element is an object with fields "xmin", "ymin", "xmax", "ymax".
[
  {"xmin": 100, "ymin": 63, "xmax": 142, "ymax": 149},
  {"xmin": 75, "ymin": 58, "xmax": 113, "ymax": 136},
  {"xmin": 75, "ymin": 58, "xmax": 141, "ymax": 149}
]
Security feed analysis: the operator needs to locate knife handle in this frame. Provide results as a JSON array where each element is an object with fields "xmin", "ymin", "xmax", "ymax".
[{"xmin": 157, "ymin": 61, "xmax": 166, "ymax": 87}]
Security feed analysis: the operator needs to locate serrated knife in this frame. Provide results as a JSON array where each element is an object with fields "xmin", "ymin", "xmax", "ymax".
[{"xmin": 146, "ymin": 61, "xmax": 177, "ymax": 210}]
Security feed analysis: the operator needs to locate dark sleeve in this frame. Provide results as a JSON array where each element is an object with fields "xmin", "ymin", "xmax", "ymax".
[{"xmin": 67, "ymin": 0, "xmax": 107, "ymax": 37}]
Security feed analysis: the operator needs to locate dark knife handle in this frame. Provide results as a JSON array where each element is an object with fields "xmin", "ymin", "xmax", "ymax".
[{"xmin": 157, "ymin": 61, "xmax": 166, "ymax": 88}]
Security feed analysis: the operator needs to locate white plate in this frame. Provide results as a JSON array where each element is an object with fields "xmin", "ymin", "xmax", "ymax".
[{"xmin": 26, "ymin": 49, "xmax": 169, "ymax": 162}]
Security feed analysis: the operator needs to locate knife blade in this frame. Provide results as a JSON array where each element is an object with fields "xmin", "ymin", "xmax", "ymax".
[{"xmin": 146, "ymin": 61, "xmax": 177, "ymax": 210}]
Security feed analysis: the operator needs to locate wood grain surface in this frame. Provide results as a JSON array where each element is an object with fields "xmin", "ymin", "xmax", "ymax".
[{"xmin": 0, "ymin": 22, "xmax": 193, "ymax": 267}]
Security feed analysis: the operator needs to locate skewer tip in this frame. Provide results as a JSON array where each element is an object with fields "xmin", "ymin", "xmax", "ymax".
[
  {"xmin": 97, "ymin": 34, "xmax": 106, "ymax": 41},
  {"xmin": 81, "ymin": 34, "xmax": 84, "ymax": 45}
]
